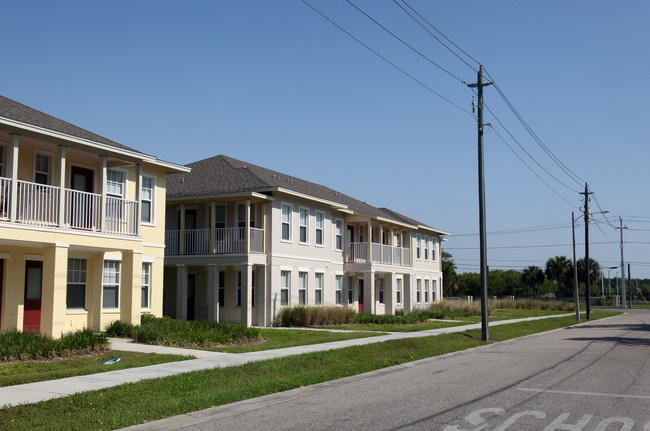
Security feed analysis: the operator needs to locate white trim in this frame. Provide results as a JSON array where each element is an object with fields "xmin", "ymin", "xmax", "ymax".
[
  {"xmin": 104, "ymin": 253, "xmax": 122, "ymax": 261},
  {"xmin": 315, "ymin": 210, "xmax": 325, "ymax": 247},
  {"xmin": 142, "ymin": 242, "xmax": 165, "ymax": 249},
  {"xmin": 23, "ymin": 254, "xmax": 43, "ymax": 261},
  {"xmin": 0, "ymin": 220, "xmax": 143, "ymax": 241},
  {"xmin": 280, "ymin": 202, "xmax": 293, "ymax": 243},
  {"xmin": 298, "ymin": 206, "xmax": 309, "ymax": 245},
  {"xmin": 298, "ymin": 267, "xmax": 310, "ymax": 272},
  {"xmin": 140, "ymin": 173, "xmax": 156, "ymax": 226},
  {"xmin": 280, "ymin": 265, "xmax": 293, "ymax": 271},
  {"xmin": 55, "ymin": 243, "xmax": 70, "ymax": 248},
  {"xmin": 272, "ymin": 253, "xmax": 336, "ymax": 264},
  {"xmin": 142, "ymin": 256, "xmax": 155, "ymax": 263},
  {"xmin": 0, "ymin": 252, "xmax": 11, "ymax": 259}
]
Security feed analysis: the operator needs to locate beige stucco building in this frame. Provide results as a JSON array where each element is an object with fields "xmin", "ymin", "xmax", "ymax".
[
  {"xmin": 0, "ymin": 95, "xmax": 188, "ymax": 337},
  {"xmin": 164, "ymin": 155, "xmax": 448, "ymax": 327}
]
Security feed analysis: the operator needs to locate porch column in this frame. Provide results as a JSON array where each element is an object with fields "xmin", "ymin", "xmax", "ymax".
[
  {"xmin": 179, "ymin": 204, "xmax": 186, "ymax": 255},
  {"xmin": 367, "ymin": 220, "xmax": 372, "ymax": 263},
  {"xmin": 121, "ymin": 250, "xmax": 143, "ymax": 326},
  {"xmin": 343, "ymin": 221, "xmax": 348, "ymax": 263},
  {"xmin": 408, "ymin": 232, "xmax": 413, "ymax": 267},
  {"xmin": 210, "ymin": 202, "xmax": 216, "ymax": 254},
  {"xmin": 9, "ymin": 135, "xmax": 19, "ymax": 222},
  {"xmin": 363, "ymin": 270, "xmax": 375, "ymax": 314},
  {"xmin": 135, "ymin": 164, "xmax": 142, "ymax": 236},
  {"xmin": 379, "ymin": 226, "xmax": 384, "ymax": 264},
  {"xmin": 206, "ymin": 264, "xmax": 219, "ymax": 321},
  {"xmin": 41, "ymin": 244, "xmax": 69, "ymax": 337},
  {"xmin": 176, "ymin": 264, "xmax": 188, "ymax": 320},
  {"xmin": 100, "ymin": 156, "xmax": 107, "ymax": 232},
  {"xmin": 257, "ymin": 265, "xmax": 268, "ymax": 326},
  {"xmin": 261, "ymin": 203, "xmax": 267, "ymax": 254},
  {"xmin": 386, "ymin": 272, "xmax": 396, "ymax": 315},
  {"xmin": 245, "ymin": 199, "xmax": 251, "ymax": 254},
  {"xmin": 389, "ymin": 228, "xmax": 394, "ymax": 265},
  {"xmin": 241, "ymin": 263, "xmax": 253, "ymax": 327},
  {"xmin": 90, "ymin": 254, "xmax": 104, "ymax": 330},
  {"xmin": 404, "ymin": 273, "xmax": 413, "ymax": 315},
  {"xmin": 58, "ymin": 146, "xmax": 66, "ymax": 227}
]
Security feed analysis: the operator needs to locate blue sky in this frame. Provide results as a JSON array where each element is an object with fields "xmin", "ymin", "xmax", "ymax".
[{"xmin": 2, "ymin": 1, "xmax": 649, "ymax": 280}]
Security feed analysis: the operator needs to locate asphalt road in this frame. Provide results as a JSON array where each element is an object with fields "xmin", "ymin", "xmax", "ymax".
[{"xmin": 126, "ymin": 310, "xmax": 650, "ymax": 431}]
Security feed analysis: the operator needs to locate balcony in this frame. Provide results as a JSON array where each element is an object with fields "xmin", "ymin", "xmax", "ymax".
[
  {"xmin": 165, "ymin": 227, "xmax": 264, "ymax": 256},
  {"xmin": 347, "ymin": 242, "xmax": 411, "ymax": 267},
  {"xmin": 0, "ymin": 177, "xmax": 139, "ymax": 236}
]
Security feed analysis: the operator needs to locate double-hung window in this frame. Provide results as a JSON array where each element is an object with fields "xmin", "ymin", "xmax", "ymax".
[
  {"xmin": 315, "ymin": 211, "xmax": 324, "ymax": 246},
  {"xmin": 416, "ymin": 279, "xmax": 422, "ymax": 303},
  {"xmin": 34, "ymin": 154, "xmax": 50, "ymax": 185},
  {"xmin": 424, "ymin": 279, "xmax": 430, "ymax": 303},
  {"xmin": 218, "ymin": 271, "xmax": 225, "ymax": 307},
  {"xmin": 280, "ymin": 271, "xmax": 290, "ymax": 306},
  {"xmin": 141, "ymin": 176, "xmax": 154, "ymax": 224},
  {"xmin": 238, "ymin": 203, "xmax": 256, "ymax": 239},
  {"xmin": 299, "ymin": 208, "xmax": 309, "ymax": 244},
  {"xmin": 378, "ymin": 278, "xmax": 384, "ymax": 304},
  {"xmin": 106, "ymin": 170, "xmax": 125, "ymax": 221},
  {"xmin": 424, "ymin": 237, "xmax": 429, "ymax": 260},
  {"xmin": 298, "ymin": 272, "xmax": 307, "ymax": 305},
  {"xmin": 141, "ymin": 263, "xmax": 151, "ymax": 309},
  {"xmin": 431, "ymin": 240, "xmax": 437, "ymax": 261},
  {"xmin": 281, "ymin": 204, "xmax": 292, "ymax": 241},
  {"xmin": 396, "ymin": 279, "xmax": 402, "ymax": 304},
  {"xmin": 432, "ymin": 279, "xmax": 438, "ymax": 302},
  {"xmin": 335, "ymin": 275, "xmax": 342, "ymax": 305},
  {"xmin": 103, "ymin": 261, "xmax": 120, "ymax": 309},
  {"xmin": 66, "ymin": 258, "xmax": 86, "ymax": 310},
  {"xmin": 315, "ymin": 273, "xmax": 323, "ymax": 305},
  {"xmin": 347, "ymin": 276, "xmax": 354, "ymax": 304},
  {"xmin": 236, "ymin": 271, "xmax": 242, "ymax": 307},
  {"xmin": 416, "ymin": 235, "xmax": 422, "ymax": 259},
  {"xmin": 335, "ymin": 219, "xmax": 343, "ymax": 251}
]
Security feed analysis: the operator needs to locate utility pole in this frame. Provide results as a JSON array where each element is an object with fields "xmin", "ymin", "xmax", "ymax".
[
  {"xmin": 580, "ymin": 183, "xmax": 593, "ymax": 319},
  {"xmin": 571, "ymin": 212, "xmax": 580, "ymax": 321},
  {"xmin": 616, "ymin": 217, "xmax": 627, "ymax": 308},
  {"xmin": 468, "ymin": 65, "xmax": 492, "ymax": 341}
]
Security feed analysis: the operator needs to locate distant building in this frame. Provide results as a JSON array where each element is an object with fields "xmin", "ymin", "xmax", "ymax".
[
  {"xmin": 163, "ymin": 155, "xmax": 447, "ymax": 326},
  {"xmin": 0, "ymin": 95, "xmax": 189, "ymax": 336}
]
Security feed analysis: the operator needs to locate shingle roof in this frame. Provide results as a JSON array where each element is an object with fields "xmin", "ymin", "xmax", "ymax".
[
  {"xmin": 0, "ymin": 95, "xmax": 145, "ymax": 155},
  {"xmin": 168, "ymin": 155, "xmax": 445, "ymax": 233}
]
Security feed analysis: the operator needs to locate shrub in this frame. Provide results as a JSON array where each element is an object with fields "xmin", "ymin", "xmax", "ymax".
[
  {"xmin": 104, "ymin": 319, "xmax": 137, "ymax": 338},
  {"xmin": 0, "ymin": 329, "xmax": 107, "ymax": 361},
  {"xmin": 274, "ymin": 306, "xmax": 355, "ymax": 326}
]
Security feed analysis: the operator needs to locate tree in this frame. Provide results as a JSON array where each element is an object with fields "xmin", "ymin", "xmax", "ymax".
[
  {"xmin": 545, "ymin": 256, "xmax": 572, "ymax": 298},
  {"xmin": 577, "ymin": 257, "xmax": 601, "ymax": 295},
  {"xmin": 456, "ymin": 272, "xmax": 480, "ymax": 297},
  {"xmin": 522, "ymin": 265, "xmax": 545, "ymax": 298},
  {"xmin": 441, "ymin": 251, "xmax": 458, "ymax": 297}
]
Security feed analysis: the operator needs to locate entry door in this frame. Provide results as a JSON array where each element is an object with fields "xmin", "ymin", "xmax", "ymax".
[
  {"xmin": 187, "ymin": 273, "xmax": 195, "ymax": 321},
  {"xmin": 70, "ymin": 166, "xmax": 95, "ymax": 229},
  {"xmin": 23, "ymin": 260, "xmax": 43, "ymax": 333},
  {"xmin": 358, "ymin": 279, "xmax": 364, "ymax": 314},
  {"xmin": 347, "ymin": 226, "xmax": 354, "ymax": 262}
]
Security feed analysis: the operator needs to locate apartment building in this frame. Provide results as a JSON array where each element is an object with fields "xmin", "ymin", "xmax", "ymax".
[
  {"xmin": 0, "ymin": 95, "xmax": 189, "ymax": 336},
  {"xmin": 164, "ymin": 155, "xmax": 447, "ymax": 327}
]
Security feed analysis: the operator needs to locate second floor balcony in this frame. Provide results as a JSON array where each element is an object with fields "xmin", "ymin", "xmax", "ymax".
[
  {"xmin": 165, "ymin": 227, "xmax": 264, "ymax": 256},
  {"xmin": 347, "ymin": 241, "xmax": 411, "ymax": 267},
  {"xmin": 0, "ymin": 177, "xmax": 139, "ymax": 236}
]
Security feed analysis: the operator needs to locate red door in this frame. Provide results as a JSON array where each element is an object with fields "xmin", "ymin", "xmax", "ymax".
[
  {"xmin": 358, "ymin": 279, "xmax": 364, "ymax": 314},
  {"xmin": 23, "ymin": 261, "xmax": 43, "ymax": 333}
]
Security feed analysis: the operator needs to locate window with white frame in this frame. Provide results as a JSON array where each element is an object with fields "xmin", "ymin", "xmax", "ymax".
[
  {"xmin": 424, "ymin": 237, "xmax": 429, "ymax": 260},
  {"xmin": 335, "ymin": 275, "xmax": 343, "ymax": 305},
  {"xmin": 298, "ymin": 272, "xmax": 307, "ymax": 305},
  {"xmin": 238, "ymin": 203, "xmax": 256, "ymax": 240},
  {"xmin": 34, "ymin": 153, "xmax": 50, "ymax": 185},
  {"xmin": 396, "ymin": 278, "xmax": 402, "ymax": 304},
  {"xmin": 335, "ymin": 219, "xmax": 343, "ymax": 251},
  {"xmin": 103, "ymin": 261, "xmax": 120, "ymax": 309},
  {"xmin": 281, "ymin": 204, "xmax": 292, "ymax": 241},
  {"xmin": 141, "ymin": 263, "xmax": 151, "ymax": 309},
  {"xmin": 416, "ymin": 235, "xmax": 422, "ymax": 259},
  {"xmin": 215, "ymin": 205, "xmax": 226, "ymax": 229},
  {"xmin": 106, "ymin": 170, "xmax": 125, "ymax": 221},
  {"xmin": 299, "ymin": 208, "xmax": 309, "ymax": 244},
  {"xmin": 280, "ymin": 270, "xmax": 290, "ymax": 306},
  {"xmin": 67, "ymin": 258, "xmax": 86, "ymax": 310},
  {"xmin": 218, "ymin": 271, "xmax": 225, "ymax": 307},
  {"xmin": 378, "ymin": 277, "xmax": 384, "ymax": 304},
  {"xmin": 236, "ymin": 271, "xmax": 242, "ymax": 307},
  {"xmin": 141, "ymin": 176, "xmax": 154, "ymax": 224},
  {"xmin": 315, "ymin": 211, "xmax": 324, "ymax": 246},
  {"xmin": 431, "ymin": 239, "xmax": 437, "ymax": 261},
  {"xmin": 416, "ymin": 278, "xmax": 422, "ymax": 303},
  {"xmin": 432, "ymin": 279, "xmax": 438, "ymax": 302},
  {"xmin": 315, "ymin": 273, "xmax": 323, "ymax": 305},
  {"xmin": 424, "ymin": 279, "xmax": 430, "ymax": 303},
  {"xmin": 347, "ymin": 276, "xmax": 354, "ymax": 304}
]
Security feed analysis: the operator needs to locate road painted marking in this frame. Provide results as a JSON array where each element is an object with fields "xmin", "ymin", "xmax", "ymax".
[{"xmin": 517, "ymin": 388, "xmax": 650, "ymax": 400}]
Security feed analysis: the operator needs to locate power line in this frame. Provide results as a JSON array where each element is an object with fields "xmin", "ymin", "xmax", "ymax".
[
  {"xmin": 299, "ymin": 0, "xmax": 474, "ymax": 116},
  {"xmin": 445, "ymin": 240, "xmax": 650, "ymax": 250},
  {"xmin": 451, "ymin": 222, "xmax": 571, "ymax": 238}
]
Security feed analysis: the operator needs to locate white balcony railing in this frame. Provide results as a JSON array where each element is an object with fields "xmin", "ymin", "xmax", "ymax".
[
  {"xmin": 104, "ymin": 196, "xmax": 138, "ymax": 236},
  {"xmin": 16, "ymin": 180, "xmax": 59, "ymax": 226},
  {"xmin": 65, "ymin": 189, "xmax": 101, "ymax": 231},
  {"xmin": 348, "ymin": 242, "xmax": 411, "ymax": 267},
  {"xmin": 0, "ymin": 177, "xmax": 10, "ymax": 221},
  {"xmin": 250, "ymin": 227, "xmax": 263, "ymax": 253},
  {"xmin": 186, "ymin": 228, "xmax": 211, "ymax": 255},
  {"xmin": 165, "ymin": 230, "xmax": 180, "ymax": 255},
  {"xmin": 166, "ymin": 227, "xmax": 265, "ymax": 256}
]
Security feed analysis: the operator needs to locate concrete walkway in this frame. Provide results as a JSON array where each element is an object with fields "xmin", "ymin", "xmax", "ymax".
[{"xmin": 0, "ymin": 313, "xmax": 582, "ymax": 408}]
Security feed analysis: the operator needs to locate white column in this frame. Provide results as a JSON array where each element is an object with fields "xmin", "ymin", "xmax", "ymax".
[
  {"xmin": 179, "ymin": 204, "xmax": 186, "ymax": 255},
  {"xmin": 241, "ymin": 263, "xmax": 253, "ymax": 327},
  {"xmin": 245, "ymin": 199, "xmax": 251, "ymax": 254},
  {"xmin": 404, "ymin": 273, "xmax": 413, "ymax": 315},
  {"xmin": 58, "ymin": 146, "xmax": 66, "ymax": 227},
  {"xmin": 387, "ymin": 272, "xmax": 397, "ymax": 315},
  {"xmin": 257, "ymin": 265, "xmax": 268, "ymax": 326},
  {"xmin": 176, "ymin": 264, "xmax": 188, "ymax": 320},
  {"xmin": 364, "ymin": 270, "xmax": 375, "ymax": 314},
  {"xmin": 210, "ymin": 202, "xmax": 216, "ymax": 254},
  {"xmin": 136, "ymin": 164, "xmax": 142, "ymax": 236},
  {"xmin": 207, "ymin": 264, "xmax": 219, "ymax": 321},
  {"xmin": 9, "ymin": 135, "xmax": 19, "ymax": 222},
  {"xmin": 367, "ymin": 220, "xmax": 372, "ymax": 262},
  {"xmin": 100, "ymin": 156, "xmax": 107, "ymax": 232}
]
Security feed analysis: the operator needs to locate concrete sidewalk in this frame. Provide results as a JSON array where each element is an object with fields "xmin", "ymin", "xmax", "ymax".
[{"xmin": 0, "ymin": 313, "xmax": 580, "ymax": 408}]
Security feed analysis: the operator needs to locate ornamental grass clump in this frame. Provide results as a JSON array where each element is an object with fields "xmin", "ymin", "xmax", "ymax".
[
  {"xmin": 274, "ymin": 306, "xmax": 356, "ymax": 326},
  {"xmin": 0, "ymin": 328, "xmax": 107, "ymax": 361}
]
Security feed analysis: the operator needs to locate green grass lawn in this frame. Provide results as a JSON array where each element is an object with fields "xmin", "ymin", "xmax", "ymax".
[
  {"xmin": 211, "ymin": 329, "xmax": 384, "ymax": 353},
  {"xmin": 0, "ymin": 311, "xmax": 619, "ymax": 431},
  {"xmin": 0, "ymin": 351, "xmax": 193, "ymax": 387}
]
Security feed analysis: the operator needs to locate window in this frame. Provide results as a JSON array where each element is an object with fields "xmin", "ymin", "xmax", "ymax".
[
  {"xmin": 335, "ymin": 275, "xmax": 343, "ymax": 305},
  {"xmin": 315, "ymin": 211, "xmax": 324, "ymax": 246},
  {"xmin": 299, "ymin": 208, "xmax": 309, "ymax": 244},
  {"xmin": 106, "ymin": 170, "xmax": 124, "ymax": 198},
  {"xmin": 238, "ymin": 203, "xmax": 256, "ymax": 239},
  {"xmin": 218, "ymin": 271, "xmax": 225, "ymax": 307},
  {"xmin": 315, "ymin": 273, "xmax": 323, "ymax": 305},
  {"xmin": 214, "ymin": 205, "xmax": 226, "ymax": 229},
  {"xmin": 416, "ymin": 279, "xmax": 422, "ymax": 303},
  {"xmin": 280, "ymin": 271, "xmax": 290, "ymax": 306},
  {"xmin": 432, "ymin": 279, "xmax": 438, "ymax": 302},
  {"xmin": 335, "ymin": 219, "xmax": 343, "ymax": 251},
  {"xmin": 281, "ymin": 204, "xmax": 292, "ymax": 241},
  {"xmin": 396, "ymin": 279, "xmax": 402, "ymax": 304},
  {"xmin": 141, "ymin": 263, "xmax": 151, "ymax": 309},
  {"xmin": 298, "ymin": 272, "xmax": 307, "ymax": 305},
  {"xmin": 34, "ymin": 154, "xmax": 50, "ymax": 185},
  {"xmin": 141, "ymin": 176, "xmax": 154, "ymax": 224},
  {"xmin": 103, "ymin": 261, "xmax": 120, "ymax": 309},
  {"xmin": 378, "ymin": 277, "xmax": 384, "ymax": 304},
  {"xmin": 348, "ymin": 276, "xmax": 354, "ymax": 304},
  {"xmin": 394, "ymin": 231, "xmax": 401, "ymax": 248},
  {"xmin": 67, "ymin": 259, "xmax": 86, "ymax": 309},
  {"xmin": 0, "ymin": 146, "xmax": 4, "ymax": 176},
  {"xmin": 236, "ymin": 271, "xmax": 242, "ymax": 307},
  {"xmin": 424, "ymin": 237, "xmax": 429, "ymax": 260},
  {"xmin": 416, "ymin": 235, "xmax": 422, "ymax": 259},
  {"xmin": 425, "ymin": 279, "xmax": 430, "ymax": 303},
  {"xmin": 431, "ymin": 240, "xmax": 437, "ymax": 261}
]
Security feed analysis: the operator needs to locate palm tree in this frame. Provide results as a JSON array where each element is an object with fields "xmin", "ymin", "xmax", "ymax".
[
  {"xmin": 522, "ymin": 265, "xmax": 545, "ymax": 298},
  {"xmin": 545, "ymin": 256, "xmax": 572, "ymax": 299},
  {"xmin": 577, "ymin": 257, "xmax": 602, "ymax": 295}
]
